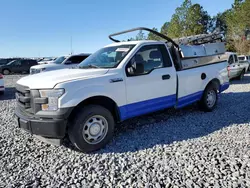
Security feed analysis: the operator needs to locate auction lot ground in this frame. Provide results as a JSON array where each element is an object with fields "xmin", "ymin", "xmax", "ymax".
[{"xmin": 0, "ymin": 74, "xmax": 249, "ymax": 187}]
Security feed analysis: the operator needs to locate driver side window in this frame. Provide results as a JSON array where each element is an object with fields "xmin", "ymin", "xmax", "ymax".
[
  {"xmin": 14, "ymin": 60, "xmax": 21, "ymax": 66},
  {"xmin": 228, "ymin": 55, "xmax": 234, "ymax": 64},
  {"xmin": 126, "ymin": 45, "xmax": 165, "ymax": 76}
]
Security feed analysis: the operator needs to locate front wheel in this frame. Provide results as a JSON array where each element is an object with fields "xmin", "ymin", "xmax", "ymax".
[
  {"xmin": 68, "ymin": 105, "xmax": 115, "ymax": 152},
  {"xmin": 3, "ymin": 69, "xmax": 10, "ymax": 75},
  {"xmin": 199, "ymin": 84, "xmax": 218, "ymax": 112}
]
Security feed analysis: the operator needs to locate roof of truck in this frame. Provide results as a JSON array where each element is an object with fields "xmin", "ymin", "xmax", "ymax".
[{"xmin": 105, "ymin": 40, "xmax": 163, "ymax": 47}]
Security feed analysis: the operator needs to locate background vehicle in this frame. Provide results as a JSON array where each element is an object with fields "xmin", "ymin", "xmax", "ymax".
[
  {"xmin": 15, "ymin": 28, "xmax": 229, "ymax": 152},
  {"xmin": 226, "ymin": 52, "xmax": 248, "ymax": 80},
  {"xmin": 38, "ymin": 57, "xmax": 57, "ymax": 65},
  {"xmin": 0, "ymin": 74, "xmax": 4, "ymax": 94},
  {"xmin": 0, "ymin": 59, "xmax": 37, "ymax": 75},
  {"xmin": 238, "ymin": 55, "xmax": 250, "ymax": 71},
  {"xmin": 30, "ymin": 54, "xmax": 90, "ymax": 74},
  {"xmin": 0, "ymin": 58, "xmax": 21, "ymax": 66}
]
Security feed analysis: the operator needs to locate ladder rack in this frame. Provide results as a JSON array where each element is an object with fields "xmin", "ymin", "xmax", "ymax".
[{"xmin": 173, "ymin": 32, "xmax": 224, "ymax": 45}]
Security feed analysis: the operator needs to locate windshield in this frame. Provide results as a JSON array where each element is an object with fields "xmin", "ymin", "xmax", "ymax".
[
  {"xmin": 54, "ymin": 56, "xmax": 66, "ymax": 64},
  {"xmin": 7, "ymin": 60, "xmax": 16, "ymax": 65},
  {"xmin": 78, "ymin": 45, "xmax": 135, "ymax": 69}
]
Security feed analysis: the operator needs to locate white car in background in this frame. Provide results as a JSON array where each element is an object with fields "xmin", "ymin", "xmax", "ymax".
[
  {"xmin": 238, "ymin": 55, "xmax": 250, "ymax": 71},
  {"xmin": 0, "ymin": 74, "xmax": 4, "ymax": 94},
  {"xmin": 38, "ymin": 57, "xmax": 57, "ymax": 65},
  {"xmin": 30, "ymin": 54, "xmax": 90, "ymax": 74},
  {"xmin": 226, "ymin": 52, "xmax": 248, "ymax": 80}
]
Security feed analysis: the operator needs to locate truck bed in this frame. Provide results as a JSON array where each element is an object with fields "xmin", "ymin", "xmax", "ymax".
[{"xmin": 176, "ymin": 60, "xmax": 229, "ymax": 108}]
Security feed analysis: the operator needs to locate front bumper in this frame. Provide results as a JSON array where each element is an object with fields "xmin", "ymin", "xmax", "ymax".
[{"xmin": 15, "ymin": 106, "xmax": 73, "ymax": 139}]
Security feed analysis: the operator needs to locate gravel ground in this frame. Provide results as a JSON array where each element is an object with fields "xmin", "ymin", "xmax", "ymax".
[{"xmin": 0, "ymin": 74, "xmax": 250, "ymax": 187}]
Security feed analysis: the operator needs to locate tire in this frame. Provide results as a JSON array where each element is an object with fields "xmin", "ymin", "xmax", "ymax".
[
  {"xmin": 2, "ymin": 69, "xmax": 10, "ymax": 75},
  {"xmin": 199, "ymin": 84, "xmax": 218, "ymax": 112},
  {"xmin": 236, "ymin": 70, "xmax": 244, "ymax": 80},
  {"xmin": 68, "ymin": 105, "xmax": 115, "ymax": 153}
]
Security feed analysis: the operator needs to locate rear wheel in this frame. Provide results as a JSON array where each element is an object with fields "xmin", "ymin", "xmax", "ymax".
[
  {"xmin": 3, "ymin": 69, "xmax": 10, "ymax": 75},
  {"xmin": 199, "ymin": 84, "xmax": 218, "ymax": 112},
  {"xmin": 68, "ymin": 105, "xmax": 115, "ymax": 152}
]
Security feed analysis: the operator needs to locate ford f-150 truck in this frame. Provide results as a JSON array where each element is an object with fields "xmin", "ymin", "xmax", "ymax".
[{"xmin": 15, "ymin": 28, "xmax": 230, "ymax": 152}]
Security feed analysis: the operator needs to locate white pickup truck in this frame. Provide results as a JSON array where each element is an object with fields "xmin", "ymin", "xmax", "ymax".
[
  {"xmin": 226, "ymin": 52, "xmax": 249, "ymax": 80},
  {"xmin": 15, "ymin": 28, "xmax": 229, "ymax": 152}
]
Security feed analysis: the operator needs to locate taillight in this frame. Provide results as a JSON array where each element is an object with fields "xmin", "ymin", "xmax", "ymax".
[{"xmin": 0, "ymin": 74, "xmax": 3, "ymax": 79}]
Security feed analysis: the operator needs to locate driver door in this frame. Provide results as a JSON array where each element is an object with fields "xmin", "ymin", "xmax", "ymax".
[{"xmin": 121, "ymin": 44, "xmax": 177, "ymax": 120}]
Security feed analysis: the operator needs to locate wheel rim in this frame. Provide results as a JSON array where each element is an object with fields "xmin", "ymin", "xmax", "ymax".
[
  {"xmin": 82, "ymin": 115, "xmax": 108, "ymax": 145},
  {"xmin": 206, "ymin": 90, "xmax": 216, "ymax": 108},
  {"xmin": 3, "ymin": 70, "xmax": 9, "ymax": 75}
]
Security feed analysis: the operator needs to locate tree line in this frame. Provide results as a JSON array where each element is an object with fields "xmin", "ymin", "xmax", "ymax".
[{"xmin": 134, "ymin": 0, "xmax": 250, "ymax": 55}]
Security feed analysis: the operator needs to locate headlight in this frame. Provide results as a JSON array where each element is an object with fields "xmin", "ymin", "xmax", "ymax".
[{"xmin": 39, "ymin": 89, "xmax": 64, "ymax": 111}]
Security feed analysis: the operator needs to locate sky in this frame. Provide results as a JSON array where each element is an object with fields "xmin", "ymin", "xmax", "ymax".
[{"xmin": 0, "ymin": 0, "xmax": 234, "ymax": 58}]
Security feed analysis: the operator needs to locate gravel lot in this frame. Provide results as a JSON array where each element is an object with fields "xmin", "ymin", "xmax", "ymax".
[{"xmin": 0, "ymin": 74, "xmax": 249, "ymax": 187}]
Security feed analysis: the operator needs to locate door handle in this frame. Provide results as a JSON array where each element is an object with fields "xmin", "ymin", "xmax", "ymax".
[{"xmin": 162, "ymin": 74, "xmax": 170, "ymax": 80}]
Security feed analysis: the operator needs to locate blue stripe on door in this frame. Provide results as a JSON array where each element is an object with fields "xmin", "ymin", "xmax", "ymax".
[
  {"xmin": 176, "ymin": 91, "xmax": 203, "ymax": 109},
  {"xmin": 119, "ymin": 94, "xmax": 176, "ymax": 121},
  {"xmin": 119, "ymin": 83, "xmax": 229, "ymax": 121}
]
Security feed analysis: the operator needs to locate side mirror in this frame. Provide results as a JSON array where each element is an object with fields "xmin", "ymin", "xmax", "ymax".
[{"xmin": 127, "ymin": 61, "xmax": 144, "ymax": 75}]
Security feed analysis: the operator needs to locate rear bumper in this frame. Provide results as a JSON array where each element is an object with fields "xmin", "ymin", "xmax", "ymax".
[{"xmin": 15, "ymin": 107, "xmax": 73, "ymax": 139}]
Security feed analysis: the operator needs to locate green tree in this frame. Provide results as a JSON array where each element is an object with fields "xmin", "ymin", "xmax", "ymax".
[
  {"xmin": 135, "ymin": 30, "xmax": 146, "ymax": 40},
  {"xmin": 185, "ymin": 4, "xmax": 211, "ymax": 36},
  {"xmin": 167, "ymin": 0, "xmax": 211, "ymax": 38},
  {"xmin": 226, "ymin": 0, "xmax": 250, "ymax": 54},
  {"xmin": 147, "ymin": 27, "xmax": 161, "ymax": 40},
  {"xmin": 211, "ymin": 11, "xmax": 230, "ymax": 33},
  {"xmin": 160, "ymin": 22, "xmax": 170, "ymax": 36},
  {"xmin": 167, "ymin": 0, "xmax": 192, "ymax": 38}
]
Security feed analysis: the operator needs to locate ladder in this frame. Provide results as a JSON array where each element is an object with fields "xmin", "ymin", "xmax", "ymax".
[{"xmin": 173, "ymin": 32, "xmax": 224, "ymax": 45}]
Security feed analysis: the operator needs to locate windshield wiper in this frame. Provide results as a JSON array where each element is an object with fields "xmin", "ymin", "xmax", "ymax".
[{"xmin": 80, "ymin": 64, "xmax": 100, "ymax": 69}]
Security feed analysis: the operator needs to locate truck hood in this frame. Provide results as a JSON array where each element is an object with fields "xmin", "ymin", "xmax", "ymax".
[{"xmin": 17, "ymin": 68, "xmax": 109, "ymax": 89}]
